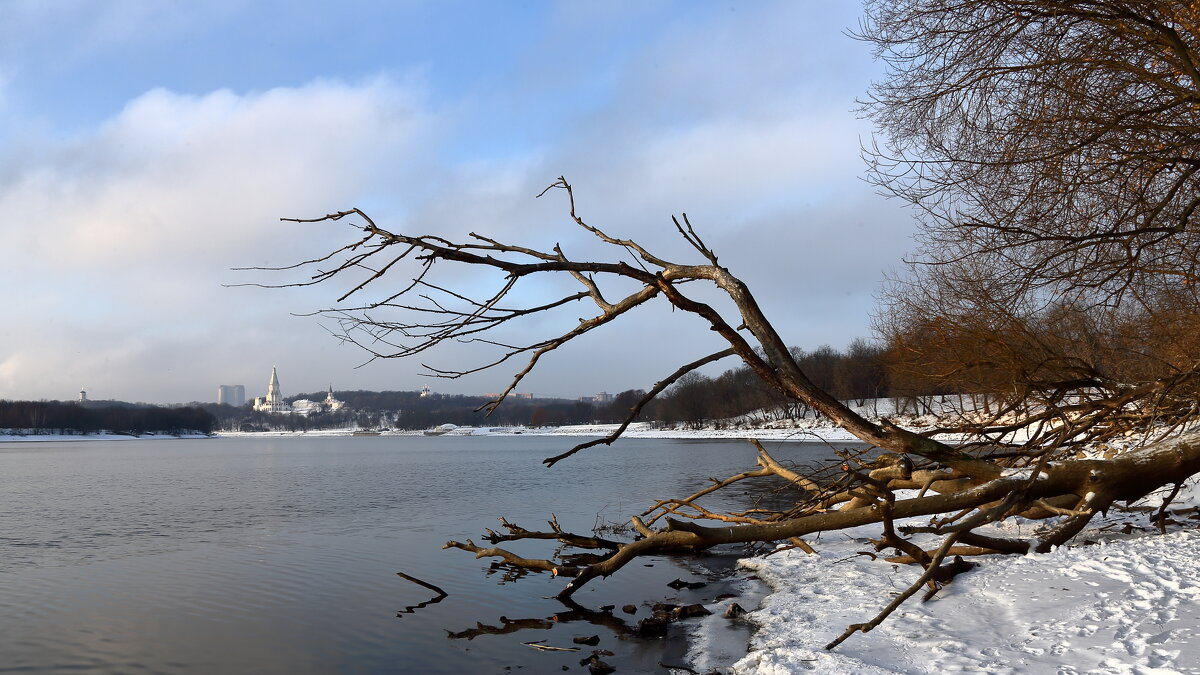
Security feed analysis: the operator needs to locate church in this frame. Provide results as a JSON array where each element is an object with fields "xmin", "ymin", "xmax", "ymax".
[
  {"xmin": 252, "ymin": 366, "xmax": 290, "ymax": 413},
  {"xmin": 252, "ymin": 367, "xmax": 345, "ymax": 414}
]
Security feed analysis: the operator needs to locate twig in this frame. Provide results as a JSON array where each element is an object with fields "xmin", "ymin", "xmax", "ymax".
[
  {"xmin": 522, "ymin": 640, "xmax": 580, "ymax": 652},
  {"xmin": 825, "ymin": 529, "xmax": 964, "ymax": 650},
  {"xmin": 395, "ymin": 570, "xmax": 448, "ymax": 616}
]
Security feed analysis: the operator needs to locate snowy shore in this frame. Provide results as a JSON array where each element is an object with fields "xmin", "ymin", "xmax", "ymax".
[
  {"xmin": 724, "ymin": 489, "xmax": 1200, "ymax": 674},
  {"xmin": 213, "ymin": 420, "xmax": 884, "ymax": 443}
]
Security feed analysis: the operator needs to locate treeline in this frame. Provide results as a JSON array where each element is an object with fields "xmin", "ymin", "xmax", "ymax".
[
  {"xmin": 207, "ymin": 339, "xmax": 896, "ymax": 432},
  {"xmin": 597, "ymin": 339, "xmax": 891, "ymax": 429},
  {"xmin": 0, "ymin": 400, "xmax": 217, "ymax": 435},
  {"xmin": 213, "ymin": 390, "xmax": 597, "ymax": 432},
  {"xmin": 206, "ymin": 300, "xmax": 1200, "ymax": 433},
  {"xmin": 878, "ymin": 290, "xmax": 1200, "ymax": 417}
]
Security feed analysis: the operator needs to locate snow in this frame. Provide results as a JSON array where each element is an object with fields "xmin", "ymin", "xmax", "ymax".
[
  {"xmin": 216, "ymin": 421, "xmax": 875, "ymax": 442},
  {"xmin": 715, "ymin": 482, "xmax": 1200, "ymax": 675}
]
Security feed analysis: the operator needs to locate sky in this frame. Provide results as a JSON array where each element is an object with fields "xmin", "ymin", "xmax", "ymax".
[{"xmin": 0, "ymin": 1, "xmax": 918, "ymax": 404}]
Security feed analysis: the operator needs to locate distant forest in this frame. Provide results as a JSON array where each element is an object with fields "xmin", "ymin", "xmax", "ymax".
[
  {"xmin": 0, "ymin": 338, "xmax": 979, "ymax": 435},
  {"xmin": 0, "ymin": 334, "xmax": 1050, "ymax": 435},
  {"xmin": 205, "ymin": 339, "xmax": 897, "ymax": 431},
  {"xmin": 0, "ymin": 400, "xmax": 216, "ymax": 435}
]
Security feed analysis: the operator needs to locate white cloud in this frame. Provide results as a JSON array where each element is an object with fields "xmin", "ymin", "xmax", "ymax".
[
  {"xmin": 0, "ymin": 78, "xmax": 438, "ymax": 401},
  {"xmin": 4, "ymin": 79, "xmax": 430, "ymax": 269},
  {"xmin": 0, "ymin": 2, "xmax": 919, "ymax": 403}
]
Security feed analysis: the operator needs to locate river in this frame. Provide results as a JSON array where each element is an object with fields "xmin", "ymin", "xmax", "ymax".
[{"xmin": 0, "ymin": 435, "xmax": 852, "ymax": 673}]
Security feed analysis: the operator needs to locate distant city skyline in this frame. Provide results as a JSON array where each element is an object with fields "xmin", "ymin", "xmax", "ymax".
[{"xmin": 0, "ymin": 3, "xmax": 918, "ymax": 404}]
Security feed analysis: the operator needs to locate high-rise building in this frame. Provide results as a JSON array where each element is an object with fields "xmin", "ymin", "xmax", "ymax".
[{"xmin": 217, "ymin": 384, "xmax": 246, "ymax": 407}]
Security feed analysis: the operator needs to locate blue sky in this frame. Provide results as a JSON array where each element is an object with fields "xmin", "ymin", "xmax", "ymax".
[{"xmin": 0, "ymin": 1, "xmax": 917, "ymax": 404}]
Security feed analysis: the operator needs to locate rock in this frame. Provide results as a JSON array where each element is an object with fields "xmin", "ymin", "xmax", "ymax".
[
  {"xmin": 573, "ymin": 635, "xmax": 600, "ymax": 646},
  {"xmin": 724, "ymin": 602, "xmax": 747, "ymax": 619},
  {"xmin": 621, "ymin": 604, "xmax": 637, "ymax": 615},
  {"xmin": 580, "ymin": 653, "xmax": 618, "ymax": 673},
  {"xmin": 635, "ymin": 616, "xmax": 671, "ymax": 637},
  {"xmin": 666, "ymin": 578, "xmax": 689, "ymax": 589},
  {"xmin": 588, "ymin": 660, "xmax": 616, "ymax": 675},
  {"xmin": 673, "ymin": 603, "xmax": 711, "ymax": 619}
]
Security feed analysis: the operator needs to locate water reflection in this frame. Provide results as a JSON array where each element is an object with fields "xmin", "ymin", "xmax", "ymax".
[
  {"xmin": 395, "ymin": 570, "xmax": 448, "ymax": 615},
  {"xmin": 446, "ymin": 597, "xmax": 631, "ymax": 640}
]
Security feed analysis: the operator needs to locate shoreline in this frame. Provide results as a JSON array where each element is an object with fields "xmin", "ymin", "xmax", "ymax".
[
  {"xmin": 667, "ymin": 547, "xmax": 771, "ymax": 674},
  {"xmin": 0, "ymin": 431, "xmax": 211, "ymax": 443},
  {"xmin": 211, "ymin": 421, "xmax": 876, "ymax": 443}
]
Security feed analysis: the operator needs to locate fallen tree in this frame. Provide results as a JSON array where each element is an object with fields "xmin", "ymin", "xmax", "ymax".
[
  {"xmin": 242, "ymin": 0, "xmax": 1200, "ymax": 650},
  {"xmin": 240, "ymin": 179, "xmax": 1200, "ymax": 647}
]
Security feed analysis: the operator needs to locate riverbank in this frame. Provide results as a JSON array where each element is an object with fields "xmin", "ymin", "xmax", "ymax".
[
  {"xmin": 725, "ymin": 483, "xmax": 1200, "ymax": 674},
  {"xmin": 213, "ymin": 420, "xmax": 893, "ymax": 443},
  {"xmin": 0, "ymin": 430, "xmax": 211, "ymax": 442}
]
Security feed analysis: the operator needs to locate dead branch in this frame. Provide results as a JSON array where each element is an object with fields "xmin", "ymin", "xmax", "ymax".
[
  {"xmin": 522, "ymin": 640, "xmax": 580, "ymax": 652},
  {"xmin": 544, "ymin": 347, "xmax": 736, "ymax": 466},
  {"xmin": 442, "ymin": 435, "xmax": 1200, "ymax": 600},
  {"xmin": 442, "ymin": 539, "xmax": 581, "ymax": 577},
  {"xmin": 395, "ymin": 570, "xmax": 449, "ymax": 616},
  {"xmin": 883, "ymin": 546, "xmax": 996, "ymax": 564},
  {"xmin": 482, "ymin": 517, "xmax": 621, "ymax": 550},
  {"xmin": 826, "ymin": 528, "xmax": 967, "ymax": 651},
  {"xmin": 446, "ymin": 617, "xmax": 554, "ymax": 640}
]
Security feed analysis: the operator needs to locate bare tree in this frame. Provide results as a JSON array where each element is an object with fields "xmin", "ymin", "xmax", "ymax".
[
  {"xmin": 241, "ymin": 1, "xmax": 1200, "ymax": 649},
  {"xmin": 862, "ymin": 1, "xmax": 1200, "ymax": 304},
  {"xmin": 864, "ymin": 1, "xmax": 1200, "ymax": 460}
]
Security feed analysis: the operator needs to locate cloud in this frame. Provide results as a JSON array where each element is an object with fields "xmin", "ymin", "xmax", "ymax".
[
  {"xmin": 9, "ymin": 80, "xmax": 428, "ymax": 267},
  {"xmin": 0, "ymin": 78, "xmax": 436, "ymax": 401},
  {"xmin": 0, "ymin": 2, "xmax": 918, "ymax": 403}
]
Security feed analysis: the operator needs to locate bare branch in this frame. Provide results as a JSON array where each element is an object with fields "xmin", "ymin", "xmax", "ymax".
[{"xmin": 542, "ymin": 348, "xmax": 736, "ymax": 466}]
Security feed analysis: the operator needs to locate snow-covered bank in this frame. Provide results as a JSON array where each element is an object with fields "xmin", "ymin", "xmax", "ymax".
[
  {"xmin": 213, "ymin": 421, "xmax": 875, "ymax": 443},
  {"xmin": 0, "ymin": 431, "xmax": 211, "ymax": 442},
  {"xmin": 723, "ymin": 484, "xmax": 1200, "ymax": 675},
  {"xmin": 211, "ymin": 398, "xmax": 989, "ymax": 444}
]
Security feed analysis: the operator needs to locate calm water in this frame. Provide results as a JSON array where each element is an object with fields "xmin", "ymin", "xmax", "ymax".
[{"xmin": 0, "ymin": 435, "xmax": 852, "ymax": 674}]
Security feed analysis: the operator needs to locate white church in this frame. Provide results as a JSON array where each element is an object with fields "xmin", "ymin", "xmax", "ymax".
[{"xmin": 252, "ymin": 367, "xmax": 344, "ymax": 414}]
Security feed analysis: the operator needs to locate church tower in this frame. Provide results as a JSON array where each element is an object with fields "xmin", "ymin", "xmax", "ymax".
[
  {"xmin": 323, "ymin": 384, "xmax": 345, "ymax": 411},
  {"xmin": 254, "ymin": 366, "xmax": 290, "ymax": 413},
  {"xmin": 266, "ymin": 367, "xmax": 281, "ymax": 408}
]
